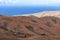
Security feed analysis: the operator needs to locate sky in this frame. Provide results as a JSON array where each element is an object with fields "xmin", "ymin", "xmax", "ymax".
[
  {"xmin": 0, "ymin": 0, "xmax": 60, "ymax": 6},
  {"xmin": 0, "ymin": 0, "xmax": 60, "ymax": 15}
]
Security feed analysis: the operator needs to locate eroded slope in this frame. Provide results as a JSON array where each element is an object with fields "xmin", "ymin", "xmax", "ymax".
[{"xmin": 0, "ymin": 15, "xmax": 60, "ymax": 40}]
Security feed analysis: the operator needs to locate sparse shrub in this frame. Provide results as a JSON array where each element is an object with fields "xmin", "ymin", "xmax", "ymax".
[
  {"xmin": 26, "ymin": 26, "xmax": 34, "ymax": 32},
  {"xmin": 40, "ymin": 34, "xmax": 46, "ymax": 36},
  {"xmin": 44, "ymin": 19, "xmax": 51, "ymax": 27},
  {"xmin": 10, "ymin": 30, "xmax": 26, "ymax": 38},
  {"xmin": 32, "ymin": 20, "xmax": 37, "ymax": 23},
  {"xmin": 0, "ymin": 22, "xmax": 8, "ymax": 30},
  {"xmin": 52, "ymin": 18, "xmax": 56, "ymax": 23}
]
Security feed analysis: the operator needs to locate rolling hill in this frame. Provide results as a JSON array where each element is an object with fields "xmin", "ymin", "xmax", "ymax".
[{"xmin": 0, "ymin": 13, "xmax": 60, "ymax": 40}]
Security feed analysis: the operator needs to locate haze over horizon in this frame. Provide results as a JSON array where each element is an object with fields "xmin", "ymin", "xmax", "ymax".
[
  {"xmin": 0, "ymin": 0, "xmax": 60, "ymax": 16},
  {"xmin": 0, "ymin": 0, "xmax": 60, "ymax": 6}
]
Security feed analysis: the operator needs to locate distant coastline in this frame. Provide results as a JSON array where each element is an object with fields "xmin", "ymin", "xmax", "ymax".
[{"xmin": 0, "ymin": 6, "xmax": 60, "ymax": 16}]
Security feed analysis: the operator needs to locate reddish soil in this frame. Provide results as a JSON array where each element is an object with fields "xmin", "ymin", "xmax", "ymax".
[{"xmin": 0, "ymin": 15, "xmax": 60, "ymax": 40}]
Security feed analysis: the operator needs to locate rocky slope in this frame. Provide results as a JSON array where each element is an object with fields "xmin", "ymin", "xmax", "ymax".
[{"xmin": 0, "ymin": 15, "xmax": 60, "ymax": 40}]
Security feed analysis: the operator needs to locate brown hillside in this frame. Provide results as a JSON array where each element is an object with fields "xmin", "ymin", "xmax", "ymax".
[{"xmin": 0, "ymin": 15, "xmax": 60, "ymax": 40}]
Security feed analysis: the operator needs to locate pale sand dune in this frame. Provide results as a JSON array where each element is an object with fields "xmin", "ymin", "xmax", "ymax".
[
  {"xmin": 13, "ymin": 11, "xmax": 60, "ymax": 18},
  {"xmin": 32, "ymin": 11, "xmax": 60, "ymax": 18}
]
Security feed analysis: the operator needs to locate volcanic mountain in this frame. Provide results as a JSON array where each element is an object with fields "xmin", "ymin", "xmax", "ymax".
[{"xmin": 0, "ymin": 11, "xmax": 60, "ymax": 40}]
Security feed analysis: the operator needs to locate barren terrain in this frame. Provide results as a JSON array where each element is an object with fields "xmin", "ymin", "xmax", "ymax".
[{"xmin": 0, "ymin": 11, "xmax": 60, "ymax": 40}]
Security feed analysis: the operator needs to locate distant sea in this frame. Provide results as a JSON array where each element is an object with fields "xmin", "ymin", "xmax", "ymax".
[{"xmin": 0, "ymin": 6, "xmax": 60, "ymax": 16}]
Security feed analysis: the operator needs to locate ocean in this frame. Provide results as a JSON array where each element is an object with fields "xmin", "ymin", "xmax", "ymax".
[{"xmin": 0, "ymin": 6, "xmax": 60, "ymax": 16}]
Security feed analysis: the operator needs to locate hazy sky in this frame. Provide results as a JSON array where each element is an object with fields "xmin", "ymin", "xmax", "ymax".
[{"xmin": 0, "ymin": 0, "xmax": 60, "ymax": 6}]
